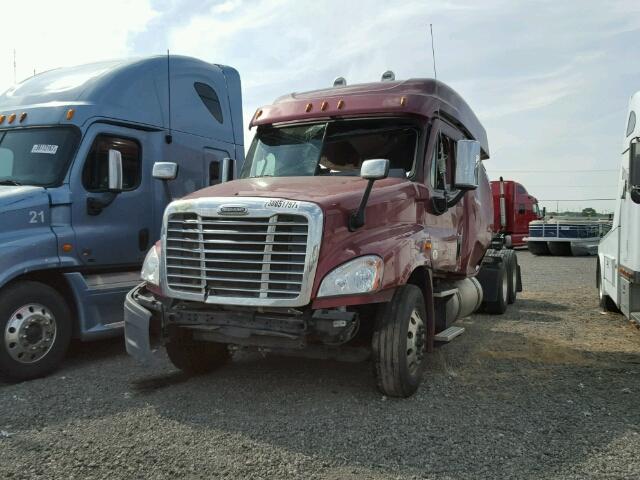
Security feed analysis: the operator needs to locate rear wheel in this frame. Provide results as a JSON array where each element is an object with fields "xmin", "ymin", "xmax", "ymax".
[
  {"xmin": 483, "ymin": 261, "xmax": 508, "ymax": 314},
  {"xmin": 0, "ymin": 281, "xmax": 72, "ymax": 381},
  {"xmin": 166, "ymin": 328, "xmax": 230, "ymax": 375},
  {"xmin": 504, "ymin": 251, "xmax": 518, "ymax": 304},
  {"xmin": 372, "ymin": 285, "xmax": 427, "ymax": 398}
]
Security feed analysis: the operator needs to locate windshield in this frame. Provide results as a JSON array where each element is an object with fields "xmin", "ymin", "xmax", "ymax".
[
  {"xmin": 241, "ymin": 119, "xmax": 419, "ymax": 179},
  {"xmin": 0, "ymin": 127, "xmax": 80, "ymax": 186}
]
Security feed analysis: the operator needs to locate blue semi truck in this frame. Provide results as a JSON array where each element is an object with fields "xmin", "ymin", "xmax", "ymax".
[{"xmin": 0, "ymin": 56, "xmax": 244, "ymax": 380}]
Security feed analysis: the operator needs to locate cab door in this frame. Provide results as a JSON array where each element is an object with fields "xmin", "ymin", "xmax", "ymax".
[
  {"xmin": 69, "ymin": 124, "xmax": 153, "ymax": 267},
  {"xmin": 423, "ymin": 119, "xmax": 466, "ymax": 273}
]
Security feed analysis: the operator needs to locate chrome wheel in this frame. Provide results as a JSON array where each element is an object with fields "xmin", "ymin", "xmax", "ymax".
[
  {"xmin": 406, "ymin": 309, "xmax": 425, "ymax": 377},
  {"xmin": 4, "ymin": 304, "xmax": 57, "ymax": 364}
]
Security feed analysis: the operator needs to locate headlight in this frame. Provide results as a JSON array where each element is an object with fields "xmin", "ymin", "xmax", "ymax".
[
  {"xmin": 317, "ymin": 255, "xmax": 384, "ymax": 297},
  {"xmin": 140, "ymin": 245, "xmax": 160, "ymax": 286}
]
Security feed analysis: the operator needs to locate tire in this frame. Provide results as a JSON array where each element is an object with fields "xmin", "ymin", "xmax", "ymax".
[
  {"xmin": 504, "ymin": 251, "xmax": 518, "ymax": 304},
  {"xmin": 597, "ymin": 262, "xmax": 619, "ymax": 313},
  {"xmin": 372, "ymin": 285, "xmax": 427, "ymax": 398},
  {"xmin": 527, "ymin": 241, "xmax": 550, "ymax": 256},
  {"xmin": 483, "ymin": 261, "xmax": 508, "ymax": 314},
  {"xmin": 166, "ymin": 328, "xmax": 230, "ymax": 375},
  {"xmin": 0, "ymin": 281, "xmax": 72, "ymax": 381}
]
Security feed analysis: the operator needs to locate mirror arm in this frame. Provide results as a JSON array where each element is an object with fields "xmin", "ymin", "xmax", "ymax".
[{"xmin": 349, "ymin": 179, "xmax": 375, "ymax": 231}]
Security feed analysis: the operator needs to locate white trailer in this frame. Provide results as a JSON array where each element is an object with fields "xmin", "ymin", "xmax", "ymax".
[{"xmin": 597, "ymin": 92, "xmax": 640, "ymax": 326}]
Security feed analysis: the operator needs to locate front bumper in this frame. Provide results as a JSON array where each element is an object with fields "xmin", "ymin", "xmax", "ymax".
[
  {"xmin": 124, "ymin": 284, "xmax": 161, "ymax": 363},
  {"xmin": 124, "ymin": 283, "xmax": 362, "ymax": 360}
]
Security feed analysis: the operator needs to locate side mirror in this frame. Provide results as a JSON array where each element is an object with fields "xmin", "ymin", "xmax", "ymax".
[
  {"xmin": 349, "ymin": 159, "xmax": 390, "ymax": 231},
  {"xmin": 630, "ymin": 141, "xmax": 640, "ymax": 204},
  {"xmin": 542, "ymin": 206, "xmax": 546, "ymax": 218},
  {"xmin": 152, "ymin": 162, "xmax": 178, "ymax": 180},
  {"xmin": 360, "ymin": 158, "xmax": 390, "ymax": 180},
  {"xmin": 454, "ymin": 140, "xmax": 481, "ymax": 190},
  {"xmin": 221, "ymin": 157, "xmax": 236, "ymax": 183},
  {"xmin": 108, "ymin": 149, "xmax": 123, "ymax": 192}
]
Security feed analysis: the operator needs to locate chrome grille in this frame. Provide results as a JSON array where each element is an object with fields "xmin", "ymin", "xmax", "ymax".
[{"xmin": 165, "ymin": 212, "xmax": 310, "ymax": 301}]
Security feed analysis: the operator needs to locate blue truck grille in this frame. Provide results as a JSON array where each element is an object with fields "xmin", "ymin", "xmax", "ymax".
[{"xmin": 164, "ymin": 213, "xmax": 309, "ymax": 300}]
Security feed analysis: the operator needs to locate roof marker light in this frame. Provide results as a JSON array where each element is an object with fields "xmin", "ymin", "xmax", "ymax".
[
  {"xmin": 66, "ymin": 109, "xmax": 75, "ymax": 120},
  {"xmin": 19, "ymin": 112, "xmax": 27, "ymax": 123},
  {"xmin": 337, "ymin": 99, "xmax": 345, "ymax": 110},
  {"xmin": 305, "ymin": 103, "xmax": 313, "ymax": 113},
  {"xmin": 0, "ymin": 115, "xmax": 5, "ymax": 124},
  {"xmin": 255, "ymin": 109, "xmax": 263, "ymax": 120},
  {"xmin": 400, "ymin": 96, "xmax": 407, "ymax": 107},
  {"xmin": 321, "ymin": 101, "xmax": 328, "ymax": 111},
  {"xmin": 8, "ymin": 113, "xmax": 16, "ymax": 124}
]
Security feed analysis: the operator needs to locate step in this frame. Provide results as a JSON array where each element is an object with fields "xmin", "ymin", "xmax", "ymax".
[
  {"xmin": 434, "ymin": 326, "xmax": 465, "ymax": 342},
  {"xmin": 631, "ymin": 312, "xmax": 640, "ymax": 327}
]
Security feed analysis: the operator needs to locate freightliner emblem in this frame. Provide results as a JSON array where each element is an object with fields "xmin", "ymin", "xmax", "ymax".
[{"xmin": 218, "ymin": 205, "xmax": 248, "ymax": 215}]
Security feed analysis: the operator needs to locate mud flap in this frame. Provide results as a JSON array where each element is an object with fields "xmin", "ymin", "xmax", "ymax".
[{"xmin": 124, "ymin": 286, "xmax": 157, "ymax": 363}]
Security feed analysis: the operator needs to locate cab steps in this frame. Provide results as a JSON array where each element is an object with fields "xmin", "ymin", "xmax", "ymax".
[
  {"xmin": 434, "ymin": 326, "xmax": 465, "ymax": 342},
  {"xmin": 630, "ymin": 312, "xmax": 640, "ymax": 328}
]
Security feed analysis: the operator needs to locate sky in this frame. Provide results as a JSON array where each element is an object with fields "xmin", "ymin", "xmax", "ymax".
[{"xmin": 2, "ymin": 0, "xmax": 640, "ymax": 213}]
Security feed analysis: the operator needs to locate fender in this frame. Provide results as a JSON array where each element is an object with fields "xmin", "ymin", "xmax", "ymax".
[{"xmin": 311, "ymin": 224, "xmax": 432, "ymax": 309}]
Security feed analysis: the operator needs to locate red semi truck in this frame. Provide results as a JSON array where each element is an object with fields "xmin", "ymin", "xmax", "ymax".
[
  {"xmin": 124, "ymin": 77, "xmax": 521, "ymax": 397},
  {"xmin": 491, "ymin": 178, "xmax": 542, "ymax": 248}
]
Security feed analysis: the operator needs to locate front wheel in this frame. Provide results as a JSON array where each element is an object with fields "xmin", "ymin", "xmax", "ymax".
[
  {"xmin": 372, "ymin": 285, "xmax": 427, "ymax": 398},
  {"xmin": 0, "ymin": 281, "xmax": 72, "ymax": 381},
  {"xmin": 166, "ymin": 328, "xmax": 230, "ymax": 375}
]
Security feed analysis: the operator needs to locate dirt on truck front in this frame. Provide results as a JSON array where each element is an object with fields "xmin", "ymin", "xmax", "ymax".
[{"xmin": 125, "ymin": 78, "xmax": 520, "ymax": 397}]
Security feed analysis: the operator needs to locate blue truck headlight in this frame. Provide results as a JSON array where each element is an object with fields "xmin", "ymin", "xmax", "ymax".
[
  {"xmin": 318, "ymin": 255, "xmax": 384, "ymax": 297},
  {"xmin": 140, "ymin": 245, "xmax": 160, "ymax": 286}
]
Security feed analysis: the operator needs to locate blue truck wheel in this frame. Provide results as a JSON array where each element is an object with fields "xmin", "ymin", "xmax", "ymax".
[{"xmin": 0, "ymin": 281, "xmax": 72, "ymax": 381}]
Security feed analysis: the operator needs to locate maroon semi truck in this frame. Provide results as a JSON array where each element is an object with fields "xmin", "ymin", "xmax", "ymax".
[
  {"xmin": 124, "ymin": 77, "xmax": 521, "ymax": 397},
  {"xmin": 491, "ymin": 178, "xmax": 542, "ymax": 248}
]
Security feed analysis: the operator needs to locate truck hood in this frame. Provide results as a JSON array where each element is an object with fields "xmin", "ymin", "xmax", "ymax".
[
  {"xmin": 0, "ymin": 185, "xmax": 50, "ymax": 215},
  {"xmin": 182, "ymin": 176, "xmax": 410, "ymax": 210}
]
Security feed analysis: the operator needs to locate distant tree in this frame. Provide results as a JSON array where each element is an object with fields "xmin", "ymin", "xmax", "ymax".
[{"xmin": 582, "ymin": 207, "xmax": 597, "ymax": 217}]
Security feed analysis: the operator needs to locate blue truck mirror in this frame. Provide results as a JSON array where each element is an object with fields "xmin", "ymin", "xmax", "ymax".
[
  {"xmin": 152, "ymin": 162, "xmax": 179, "ymax": 180},
  {"xmin": 108, "ymin": 149, "xmax": 123, "ymax": 192},
  {"xmin": 221, "ymin": 158, "xmax": 236, "ymax": 182}
]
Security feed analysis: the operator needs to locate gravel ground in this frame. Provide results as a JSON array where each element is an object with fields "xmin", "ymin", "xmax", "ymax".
[{"xmin": 1, "ymin": 251, "xmax": 639, "ymax": 479}]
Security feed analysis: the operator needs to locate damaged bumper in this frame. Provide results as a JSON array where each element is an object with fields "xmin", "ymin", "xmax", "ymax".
[{"xmin": 124, "ymin": 284, "xmax": 161, "ymax": 363}]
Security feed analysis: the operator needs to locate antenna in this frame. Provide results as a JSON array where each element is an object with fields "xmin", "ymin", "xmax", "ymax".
[
  {"xmin": 165, "ymin": 50, "xmax": 173, "ymax": 144},
  {"xmin": 13, "ymin": 49, "xmax": 16, "ymax": 84},
  {"xmin": 429, "ymin": 24, "xmax": 447, "ymax": 214}
]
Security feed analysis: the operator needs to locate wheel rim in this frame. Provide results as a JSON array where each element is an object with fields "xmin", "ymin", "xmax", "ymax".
[
  {"xmin": 406, "ymin": 309, "xmax": 425, "ymax": 377},
  {"xmin": 4, "ymin": 303, "xmax": 57, "ymax": 364}
]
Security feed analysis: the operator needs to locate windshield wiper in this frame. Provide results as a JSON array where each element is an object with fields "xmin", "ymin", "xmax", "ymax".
[{"xmin": 0, "ymin": 179, "xmax": 22, "ymax": 186}]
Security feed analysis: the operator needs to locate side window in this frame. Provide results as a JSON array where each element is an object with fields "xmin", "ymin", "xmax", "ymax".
[
  {"xmin": 627, "ymin": 111, "xmax": 636, "ymax": 137},
  {"xmin": 209, "ymin": 161, "xmax": 220, "ymax": 186},
  {"xmin": 516, "ymin": 184, "xmax": 527, "ymax": 195},
  {"xmin": 0, "ymin": 147, "xmax": 14, "ymax": 177},
  {"xmin": 195, "ymin": 82, "xmax": 224, "ymax": 124},
  {"xmin": 518, "ymin": 203, "xmax": 526, "ymax": 215},
  {"xmin": 430, "ymin": 133, "xmax": 455, "ymax": 191},
  {"xmin": 82, "ymin": 136, "xmax": 141, "ymax": 192},
  {"xmin": 533, "ymin": 203, "xmax": 540, "ymax": 217}
]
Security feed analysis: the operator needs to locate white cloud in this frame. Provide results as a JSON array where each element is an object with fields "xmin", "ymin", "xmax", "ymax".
[{"xmin": 0, "ymin": 0, "xmax": 158, "ymax": 92}]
